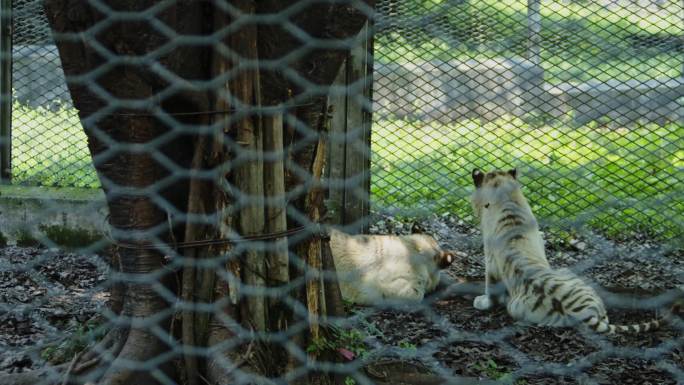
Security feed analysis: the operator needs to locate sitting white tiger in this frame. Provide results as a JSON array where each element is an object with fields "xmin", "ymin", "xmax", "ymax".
[
  {"xmin": 329, "ymin": 227, "xmax": 456, "ymax": 305},
  {"xmin": 471, "ymin": 168, "xmax": 677, "ymax": 333}
]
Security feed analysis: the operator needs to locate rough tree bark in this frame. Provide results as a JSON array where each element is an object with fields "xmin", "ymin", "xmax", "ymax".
[
  {"xmin": 0, "ymin": 1, "xmax": 375, "ymax": 385},
  {"xmin": 230, "ymin": 0, "xmax": 267, "ymax": 334},
  {"xmin": 40, "ymin": 2, "xmax": 208, "ymax": 385}
]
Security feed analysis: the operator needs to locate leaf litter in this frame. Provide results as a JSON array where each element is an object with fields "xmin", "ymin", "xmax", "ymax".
[{"xmin": 0, "ymin": 214, "xmax": 682, "ymax": 384}]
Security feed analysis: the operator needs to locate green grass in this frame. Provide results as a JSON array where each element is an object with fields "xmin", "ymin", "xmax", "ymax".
[
  {"xmin": 40, "ymin": 319, "xmax": 106, "ymax": 365},
  {"xmin": 10, "ymin": 103, "xmax": 684, "ymax": 242},
  {"xmin": 11, "ymin": 103, "xmax": 99, "ymax": 188},
  {"xmin": 374, "ymin": 0, "xmax": 684, "ymax": 242},
  {"xmin": 376, "ymin": 0, "xmax": 682, "ymax": 84},
  {"xmin": 471, "ymin": 358, "xmax": 524, "ymax": 383},
  {"xmin": 372, "ymin": 117, "xmax": 684, "ymax": 241}
]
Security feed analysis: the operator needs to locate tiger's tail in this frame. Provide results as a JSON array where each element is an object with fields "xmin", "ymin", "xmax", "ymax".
[
  {"xmin": 594, "ymin": 318, "xmax": 664, "ymax": 334},
  {"xmin": 589, "ymin": 291, "xmax": 682, "ymax": 334}
]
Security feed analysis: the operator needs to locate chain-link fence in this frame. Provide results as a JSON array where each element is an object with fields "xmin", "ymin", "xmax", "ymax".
[
  {"xmin": 9, "ymin": 0, "xmax": 97, "ymax": 187},
  {"xmin": 0, "ymin": 1, "xmax": 683, "ymax": 385},
  {"xmin": 372, "ymin": 0, "xmax": 684, "ymax": 244},
  {"xmin": 5, "ymin": 0, "xmax": 684, "ymax": 243}
]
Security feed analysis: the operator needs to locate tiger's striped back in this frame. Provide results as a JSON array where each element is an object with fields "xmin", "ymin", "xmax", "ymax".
[
  {"xmin": 505, "ymin": 266, "xmax": 667, "ymax": 333},
  {"xmin": 471, "ymin": 168, "xmax": 673, "ymax": 334}
]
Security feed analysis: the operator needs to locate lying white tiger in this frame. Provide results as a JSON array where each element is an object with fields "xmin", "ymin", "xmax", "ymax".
[
  {"xmin": 329, "ymin": 228, "xmax": 456, "ymax": 305},
  {"xmin": 471, "ymin": 168, "xmax": 677, "ymax": 333}
]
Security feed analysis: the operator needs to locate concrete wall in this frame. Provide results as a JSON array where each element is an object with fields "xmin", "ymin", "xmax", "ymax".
[
  {"xmin": 545, "ymin": 77, "xmax": 684, "ymax": 126},
  {"xmin": 373, "ymin": 59, "xmax": 684, "ymax": 125},
  {"xmin": 0, "ymin": 185, "xmax": 108, "ymax": 245},
  {"xmin": 12, "ymin": 44, "xmax": 72, "ymax": 110},
  {"xmin": 12, "ymin": 45, "xmax": 684, "ymax": 124},
  {"xmin": 373, "ymin": 58, "xmax": 545, "ymax": 123}
]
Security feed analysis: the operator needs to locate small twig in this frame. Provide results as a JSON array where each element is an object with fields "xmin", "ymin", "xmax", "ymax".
[
  {"xmin": 223, "ymin": 337, "xmax": 257, "ymax": 374},
  {"xmin": 72, "ymin": 357, "xmax": 100, "ymax": 374},
  {"xmin": 198, "ymin": 373, "xmax": 212, "ymax": 385},
  {"xmin": 61, "ymin": 349, "xmax": 86, "ymax": 385},
  {"xmin": 242, "ymin": 338, "xmax": 255, "ymax": 365},
  {"xmin": 167, "ymin": 210, "xmax": 178, "ymax": 250}
]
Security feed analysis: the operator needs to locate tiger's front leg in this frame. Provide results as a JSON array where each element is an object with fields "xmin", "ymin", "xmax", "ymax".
[{"xmin": 474, "ymin": 272, "xmax": 497, "ymax": 310}]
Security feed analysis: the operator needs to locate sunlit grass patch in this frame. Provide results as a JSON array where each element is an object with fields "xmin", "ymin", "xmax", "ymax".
[
  {"xmin": 371, "ymin": 117, "xmax": 684, "ymax": 241},
  {"xmin": 11, "ymin": 103, "xmax": 99, "ymax": 188}
]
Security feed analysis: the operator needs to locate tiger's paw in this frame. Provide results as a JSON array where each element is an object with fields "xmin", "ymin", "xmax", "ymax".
[{"xmin": 473, "ymin": 295, "xmax": 493, "ymax": 310}]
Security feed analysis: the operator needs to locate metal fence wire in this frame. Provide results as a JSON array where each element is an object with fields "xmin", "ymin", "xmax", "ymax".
[
  {"xmin": 0, "ymin": 1, "xmax": 683, "ymax": 385},
  {"xmin": 10, "ymin": 0, "xmax": 96, "ymax": 187}
]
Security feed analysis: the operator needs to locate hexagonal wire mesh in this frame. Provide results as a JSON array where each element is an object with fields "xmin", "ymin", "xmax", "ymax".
[{"xmin": 0, "ymin": 0, "xmax": 682, "ymax": 384}]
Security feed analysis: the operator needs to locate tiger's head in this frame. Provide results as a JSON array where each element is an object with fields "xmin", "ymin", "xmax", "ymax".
[
  {"xmin": 470, "ymin": 168, "xmax": 525, "ymax": 219},
  {"xmin": 435, "ymin": 249, "xmax": 457, "ymax": 269},
  {"xmin": 408, "ymin": 232, "xmax": 457, "ymax": 270}
]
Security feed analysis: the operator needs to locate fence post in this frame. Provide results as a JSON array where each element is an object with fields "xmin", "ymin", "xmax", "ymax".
[
  {"xmin": 527, "ymin": 0, "xmax": 541, "ymax": 67},
  {"xmin": 327, "ymin": 21, "xmax": 373, "ymax": 233},
  {"xmin": 327, "ymin": 65, "xmax": 348, "ymax": 227},
  {"xmin": 0, "ymin": 0, "xmax": 11, "ymax": 182}
]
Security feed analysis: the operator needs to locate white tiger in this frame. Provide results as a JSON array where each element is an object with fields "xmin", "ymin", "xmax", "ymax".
[
  {"xmin": 329, "ymin": 228, "xmax": 456, "ymax": 305},
  {"xmin": 471, "ymin": 168, "xmax": 678, "ymax": 333}
]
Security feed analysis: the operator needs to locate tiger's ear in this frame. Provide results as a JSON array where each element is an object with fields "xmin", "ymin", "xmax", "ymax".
[
  {"xmin": 472, "ymin": 169, "xmax": 484, "ymax": 188},
  {"xmin": 508, "ymin": 168, "xmax": 517, "ymax": 179}
]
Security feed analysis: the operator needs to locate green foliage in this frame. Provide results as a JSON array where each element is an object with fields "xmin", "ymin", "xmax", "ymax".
[
  {"xmin": 40, "ymin": 319, "xmax": 106, "ymax": 365},
  {"xmin": 336, "ymin": 328, "xmax": 368, "ymax": 358},
  {"xmin": 15, "ymin": 228, "xmax": 40, "ymax": 247},
  {"xmin": 544, "ymin": 228, "xmax": 578, "ymax": 250},
  {"xmin": 376, "ymin": 0, "xmax": 681, "ymax": 84},
  {"xmin": 471, "ymin": 359, "xmax": 507, "ymax": 379},
  {"xmin": 344, "ymin": 376, "xmax": 357, "ymax": 385},
  {"xmin": 471, "ymin": 359, "xmax": 527, "ymax": 383},
  {"xmin": 306, "ymin": 335, "xmax": 334, "ymax": 355},
  {"xmin": 38, "ymin": 225, "xmax": 103, "ymax": 249},
  {"xmin": 306, "ymin": 325, "xmax": 368, "ymax": 359},
  {"xmin": 398, "ymin": 341, "xmax": 417, "ymax": 351},
  {"xmin": 372, "ymin": 117, "xmax": 684, "ymax": 242}
]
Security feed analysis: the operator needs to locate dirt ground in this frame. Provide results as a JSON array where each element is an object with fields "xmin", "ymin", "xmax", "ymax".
[
  {"xmin": 0, "ymin": 247, "xmax": 109, "ymax": 374},
  {"xmin": 0, "ymin": 214, "xmax": 682, "ymax": 384},
  {"xmin": 359, "ymin": 214, "xmax": 684, "ymax": 384}
]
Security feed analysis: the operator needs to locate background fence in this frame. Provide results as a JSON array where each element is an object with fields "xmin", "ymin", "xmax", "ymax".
[
  {"xmin": 370, "ymin": 0, "xmax": 684, "ymax": 243},
  {"xmin": 4, "ymin": 0, "xmax": 684, "ymax": 243}
]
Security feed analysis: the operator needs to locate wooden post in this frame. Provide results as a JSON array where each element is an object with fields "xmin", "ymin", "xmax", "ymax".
[
  {"xmin": 231, "ymin": 0, "xmax": 266, "ymax": 333},
  {"xmin": 305, "ymin": 136, "xmax": 327, "ymax": 357},
  {"xmin": 326, "ymin": 66, "xmax": 347, "ymax": 226},
  {"xmin": 0, "ymin": 0, "xmax": 11, "ymax": 182},
  {"xmin": 263, "ymin": 111, "xmax": 289, "ymax": 331},
  {"xmin": 326, "ymin": 22, "xmax": 373, "ymax": 233},
  {"xmin": 527, "ymin": 0, "xmax": 541, "ymax": 67}
]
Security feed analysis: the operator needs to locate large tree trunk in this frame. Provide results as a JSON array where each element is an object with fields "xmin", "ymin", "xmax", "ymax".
[
  {"xmin": 42, "ymin": 2, "xmax": 209, "ymax": 385},
  {"xmin": 16, "ymin": 1, "xmax": 375, "ymax": 385}
]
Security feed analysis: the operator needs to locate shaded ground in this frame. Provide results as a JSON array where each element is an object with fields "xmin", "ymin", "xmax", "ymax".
[
  {"xmin": 0, "ymin": 214, "xmax": 682, "ymax": 384},
  {"xmin": 0, "ymin": 247, "xmax": 108, "ymax": 373},
  {"xmin": 356, "ymin": 214, "xmax": 684, "ymax": 384}
]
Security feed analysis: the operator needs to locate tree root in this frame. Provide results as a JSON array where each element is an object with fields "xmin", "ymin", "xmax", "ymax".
[
  {"xmin": 61, "ymin": 349, "xmax": 86, "ymax": 385},
  {"xmin": 205, "ymin": 324, "xmax": 280, "ymax": 385},
  {"xmin": 98, "ymin": 326, "xmax": 172, "ymax": 385},
  {"xmin": 0, "ymin": 323, "xmax": 173, "ymax": 385}
]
